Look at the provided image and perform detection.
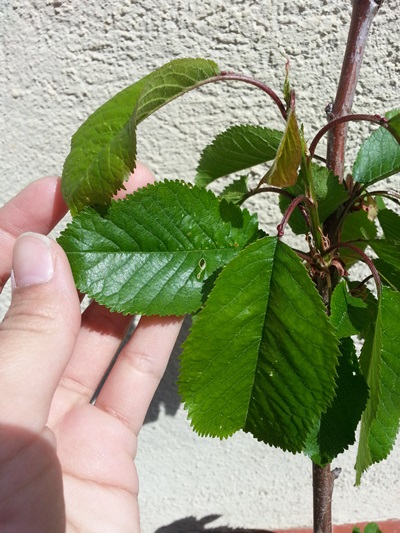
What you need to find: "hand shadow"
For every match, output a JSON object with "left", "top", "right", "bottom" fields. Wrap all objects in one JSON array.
[
  {"left": 155, "top": 514, "right": 273, "bottom": 533},
  {"left": 144, "top": 315, "right": 191, "bottom": 424}
]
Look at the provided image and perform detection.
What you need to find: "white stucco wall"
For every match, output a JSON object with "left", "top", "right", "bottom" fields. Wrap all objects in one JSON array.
[{"left": 1, "top": 1, "right": 399, "bottom": 531}]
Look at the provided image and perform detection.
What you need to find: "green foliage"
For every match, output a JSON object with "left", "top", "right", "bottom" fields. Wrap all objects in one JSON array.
[
  {"left": 58, "top": 181, "right": 258, "bottom": 316},
  {"left": 179, "top": 236, "right": 339, "bottom": 452},
  {"left": 330, "top": 281, "right": 373, "bottom": 339},
  {"left": 304, "top": 338, "right": 369, "bottom": 466},
  {"left": 195, "top": 125, "right": 282, "bottom": 187},
  {"left": 356, "top": 288, "right": 400, "bottom": 483},
  {"left": 378, "top": 208, "right": 400, "bottom": 242},
  {"left": 374, "top": 259, "right": 400, "bottom": 291},
  {"left": 387, "top": 112, "right": 400, "bottom": 143},
  {"left": 220, "top": 176, "right": 250, "bottom": 205},
  {"left": 62, "top": 58, "right": 220, "bottom": 214},
  {"left": 353, "top": 109, "right": 400, "bottom": 185},
  {"left": 340, "top": 210, "right": 377, "bottom": 267},
  {"left": 368, "top": 240, "right": 400, "bottom": 271},
  {"left": 58, "top": 57, "right": 400, "bottom": 486},
  {"left": 353, "top": 524, "right": 383, "bottom": 533},
  {"left": 279, "top": 163, "right": 348, "bottom": 235},
  {"left": 262, "top": 106, "right": 302, "bottom": 187}
]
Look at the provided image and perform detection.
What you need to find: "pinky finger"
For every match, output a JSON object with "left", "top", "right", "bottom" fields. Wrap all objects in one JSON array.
[{"left": 94, "top": 315, "right": 184, "bottom": 435}]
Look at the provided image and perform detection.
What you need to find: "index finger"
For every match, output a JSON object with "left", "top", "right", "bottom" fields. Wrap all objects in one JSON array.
[{"left": 0, "top": 176, "right": 67, "bottom": 291}]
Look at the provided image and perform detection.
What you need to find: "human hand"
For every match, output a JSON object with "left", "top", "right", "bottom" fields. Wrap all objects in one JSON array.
[{"left": 0, "top": 166, "right": 183, "bottom": 533}]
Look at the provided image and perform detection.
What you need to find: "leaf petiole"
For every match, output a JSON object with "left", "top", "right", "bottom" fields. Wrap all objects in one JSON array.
[
  {"left": 214, "top": 71, "right": 287, "bottom": 120},
  {"left": 308, "top": 114, "right": 390, "bottom": 163},
  {"left": 327, "top": 241, "right": 382, "bottom": 296},
  {"left": 277, "top": 195, "right": 313, "bottom": 238}
]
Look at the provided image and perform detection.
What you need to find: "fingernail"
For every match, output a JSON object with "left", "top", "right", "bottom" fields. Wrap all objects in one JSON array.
[{"left": 12, "top": 233, "right": 54, "bottom": 289}]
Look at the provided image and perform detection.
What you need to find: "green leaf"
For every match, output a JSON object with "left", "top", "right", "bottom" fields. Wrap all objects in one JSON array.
[
  {"left": 283, "top": 58, "right": 291, "bottom": 109},
  {"left": 279, "top": 163, "right": 348, "bottom": 235},
  {"left": 304, "top": 338, "right": 369, "bottom": 466},
  {"left": 356, "top": 287, "right": 400, "bottom": 483},
  {"left": 330, "top": 281, "right": 369, "bottom": 339},
  {"left": 353, "top": 109, "right": 400, "bottom": 185},
  {"left": 353, "top": 524, "right": 383, "bottom": 533},
  {"left": 219, "top": 176, "right": 250, "bottom": 205},
  {"left": 263, "top": 107, "right": 302, "bottom": 187},
  {"left": 387, "top": 112, "right": 400, "bottom": 143},
  {"left": 374, "top": 259, "right": 400, "bottom": 291},
  {"left": 367, "top": 240, "right": 400, "bottom": 271},
  {"left": 62, "top": 58, "right": 220, "bottom": 214},
  {"left": 58, "top": 181, "right": 259, "bottom": 316},
  {"left": 195, "top": 125, "right": 282, "bottom": 187},
  {"left": 378, "top": 208, "right": 400, "bottom": 242},
  {"left": 364, "top": 524, "right": 383, "bottom": 533},
  {"left": 179, "top": 236, "right": 339, "bottom": 452},
  {"left": 340, "top": 211, "right": 377, "bottom": 268}
]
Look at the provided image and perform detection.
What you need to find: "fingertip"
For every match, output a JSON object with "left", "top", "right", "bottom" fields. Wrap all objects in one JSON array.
[
  {"left": 113, "top": 162, "right": 155, "bottom": 200},
  {"left": 12, "top": 233, "right": 54, "bottom": 289},
  {"left": 10, "top": 233, "right": 80, "bottom": 325}
]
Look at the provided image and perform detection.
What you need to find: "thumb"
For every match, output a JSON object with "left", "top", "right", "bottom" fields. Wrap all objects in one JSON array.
[{"left": 0, "top": 232, "right": 81, "bottom": 432}]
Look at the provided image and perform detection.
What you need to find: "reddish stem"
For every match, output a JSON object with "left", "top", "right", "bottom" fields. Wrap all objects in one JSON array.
[
  {"left": 309, "top": 113, "right": 387, "bottom": 162},
  {"left": 326, "top": 241, "right": 382, "bottom": 295},
  {"left": 243, "top": 186, "right": 295, "bottom": 203},
  {"left": 212, "top": 72, "right": 288, "bottom": 120},
  {"left": 277, "top": 195, "right": 313, "bottom": 237}
]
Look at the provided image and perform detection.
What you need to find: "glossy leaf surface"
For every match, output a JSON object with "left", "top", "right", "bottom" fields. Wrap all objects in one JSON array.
[
  {"left": 353, "top": 109, "right": 400, "bottom": 185},
  {"left": 356, "top": 287, "right": 400, "bottom": 483},
  {"left": 195, "top": 125, "right": 282, "bottom": 187},
  {"left": 179, "top": 236, "right": 339, "bottom": 452},
  {"left": 58, "top": 181, "right": 259, "bottom": 315},
  {"left": 62, "top": 58, "right": 220, "bottom": 214}
]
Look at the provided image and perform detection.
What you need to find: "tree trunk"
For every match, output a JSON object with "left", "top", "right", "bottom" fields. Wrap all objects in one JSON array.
[{"left": 313, "top": 2, "right": 382, "bottom": 532}]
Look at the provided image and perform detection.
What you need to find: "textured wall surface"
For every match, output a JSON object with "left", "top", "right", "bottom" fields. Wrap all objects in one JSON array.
[{"left": 1, "top": 1, "right": 400, "bottom": 531}]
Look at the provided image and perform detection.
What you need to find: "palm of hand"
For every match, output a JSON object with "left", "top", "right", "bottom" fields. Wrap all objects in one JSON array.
[{"left": 0, "top": 172, "right": 182, "bottom": 532}]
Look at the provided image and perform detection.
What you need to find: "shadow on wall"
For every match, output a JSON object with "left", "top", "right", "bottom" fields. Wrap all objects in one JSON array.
[
  {"left": 144, "top": 315, "right": 191, "bottom": 424},
  {"left": 155, "top": 514, "right": 271, "bottom": 533}
]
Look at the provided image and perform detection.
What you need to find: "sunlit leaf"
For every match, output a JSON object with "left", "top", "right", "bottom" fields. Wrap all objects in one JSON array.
[
  {"left": 263, "top": 107, "right": 302, "bottom": 187},
  {"left": 353, "top": 109, "right": 400, "bottom": 185},
  {"left": 356, "top": 287, "right": 400, "bottom": 483},
  {"left": 179, "top": 236, "right": 339, "bottom": 452},
  {"left": 62, "top": 58, "right": 220, "bottom": 214},
  {"left": 58, "top": 181, "right": 259, "bottom": 315},
  {"left": 195, "top": 125, "right": 282, "bottom": 187}
]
